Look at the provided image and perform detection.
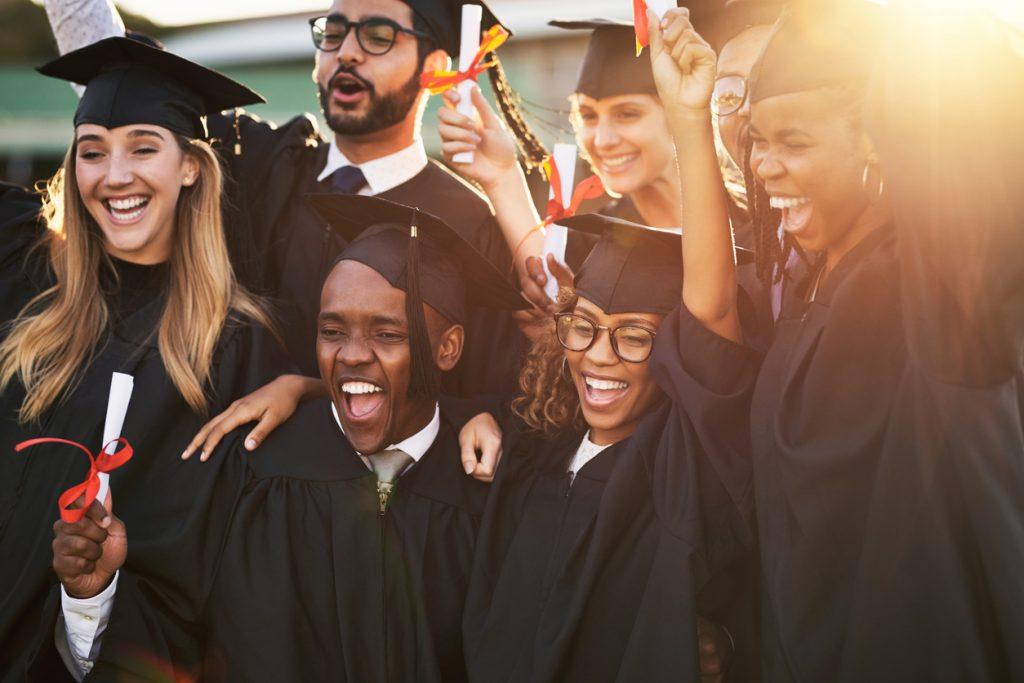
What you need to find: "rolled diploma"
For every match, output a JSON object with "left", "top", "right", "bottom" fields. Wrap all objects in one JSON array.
[
  {"left": 542, "top": 143, "right": 577, "bottom": 301},
  {"left": 646, "top": 0, "right": 674, "bottom": 20},
  {"left": 453, "top": 4, "right": 483, "bottom": 164},
  {"left": 98, "top": 372, "right": 134, "bottom": 507}
]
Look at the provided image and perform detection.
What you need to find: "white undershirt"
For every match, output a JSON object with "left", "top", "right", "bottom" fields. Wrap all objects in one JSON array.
[
  {"left": 567, "top": 431, "right": 613, "bottom": 483},
  {"left": 330, "top": 400, "right": 440, "bottom": 473}
]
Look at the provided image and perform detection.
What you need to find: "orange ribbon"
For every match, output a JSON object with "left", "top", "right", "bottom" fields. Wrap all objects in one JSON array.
[
  {"left": 542, "top": 156, "right": 606, "bottom": 227},
  {"left": 633, "top": 0, "right": 651, "bottom": 55},
  {"left": 420, "top": 25, "right": 510, "bottom": 94},
  {"left": 509, "top": 156, "right": 605, "bottom": 274},
  {"left": 16, "top": 437, "right": 134, "bottom": 523}
]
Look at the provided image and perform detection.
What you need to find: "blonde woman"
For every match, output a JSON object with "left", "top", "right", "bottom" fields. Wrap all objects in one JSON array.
[{"left": 0, "top": 38, "right": 286, "bottom": 674}]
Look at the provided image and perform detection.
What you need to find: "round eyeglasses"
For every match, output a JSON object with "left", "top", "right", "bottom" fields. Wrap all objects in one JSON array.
[
  {"left": 554, "top": 313, "right": 657, "bottom": 363},
  {"left": 712, "top": 74, "right": 748, "bottom": 117},
  {"left": 309, "top": 15, "right": 433, "bottom": 56}
]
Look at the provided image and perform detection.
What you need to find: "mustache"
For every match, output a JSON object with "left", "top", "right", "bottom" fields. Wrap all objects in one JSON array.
[{"left": 327, "top": 64, "right": 374, "bottom": 95}]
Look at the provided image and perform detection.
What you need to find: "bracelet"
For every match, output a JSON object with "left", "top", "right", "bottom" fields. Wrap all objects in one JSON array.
[{"left": 508, "top": 224, "right": 547, "bottom": 275}]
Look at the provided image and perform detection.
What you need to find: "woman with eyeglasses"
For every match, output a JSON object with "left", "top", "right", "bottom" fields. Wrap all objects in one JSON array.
[
  {"left": 0, "top": 38, "right": 286, "bottom": 673},
  {"left": 452, "top": 209, "right": 760, "bottom": 682},
  {"left": 660, "top": 1, "right": 1024, "bottom": 679}
]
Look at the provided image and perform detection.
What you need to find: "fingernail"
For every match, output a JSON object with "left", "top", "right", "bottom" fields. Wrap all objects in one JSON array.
[
  {"left": 181, "top": 451, "right": 189, "bottom": 460},
  {"left": 200, "top": 451, "right": 207, "bottom": 462},
  {"left": 101, "top": 516, "right": 111, "bottom": 528},
  {"left": 245, "top": 439, "right": 257, "bottom": 451},
  {"left": 463, "top": 461, "right": 474, "bottom": 475}
]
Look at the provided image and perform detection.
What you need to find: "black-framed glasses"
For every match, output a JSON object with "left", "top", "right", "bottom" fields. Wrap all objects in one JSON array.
[
  {"left": 712, "top": 74, "right": 748, "bottom": 117},
  {"left": 309, "top": 15, "right": 433, "bottom": 56},
  {"left": 554, "top": 313, "right": 657, "bottom": 363}
]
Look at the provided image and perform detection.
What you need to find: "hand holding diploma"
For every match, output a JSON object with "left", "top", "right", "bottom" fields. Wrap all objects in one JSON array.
[
  {"left": 541, "top": 143, "right": 578, "bottom": 301},
  {"left": 52, "top": 499, "right": 126, "bottom": 599}
]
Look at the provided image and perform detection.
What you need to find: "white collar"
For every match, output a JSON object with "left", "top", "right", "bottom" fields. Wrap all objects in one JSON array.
[
  {"left": 317, "top": 137, "right": 429, "bottom": 195},
  {"left": 331, "top": 401, "right": 440, "bottom": 464}
]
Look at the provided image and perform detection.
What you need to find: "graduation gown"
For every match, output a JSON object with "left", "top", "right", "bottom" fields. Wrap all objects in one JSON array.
[
  {"left": 461, "top": 312, "right": 761, "bottom": 683},
  {"left": 209, "top": 112, "right": 528, "bottom": 397},
  {"left": 78, "top": 398, "right": 488, "bottom": 682},
  {"left": 0, "top": 242, "right": 288, "bottom": 678},
  {"left": 675, "top": 212, "right": 1024, "bottom": 681}
]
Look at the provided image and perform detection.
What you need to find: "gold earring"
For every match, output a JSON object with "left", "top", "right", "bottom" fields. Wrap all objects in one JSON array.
[{"left": 861, "top": 161, "right": 884, "bottom": 202}]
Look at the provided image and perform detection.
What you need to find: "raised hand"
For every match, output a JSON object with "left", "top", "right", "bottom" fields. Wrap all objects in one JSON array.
[
  {"left": 437, "top": 85, "right": 520, "bottom": 192},
  {"left": 52, "top": 500, "right": 126, "bottom": 599},
  {"left": 649, "top": 7, "right": 718, "bottom": 116}
]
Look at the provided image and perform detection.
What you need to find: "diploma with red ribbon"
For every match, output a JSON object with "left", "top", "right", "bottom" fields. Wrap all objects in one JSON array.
[
  {"left": 15, "top": 437, "right": 133, "bottom": 523},
  {"left": 632, "top": 0, "right": 674, "bottom": 55},
  {"left": 541, "top": 153, "right": 605, "bottom": 229},
  {"left": 418, "top": 23, "right": 508, "bottom": 95},
  {"left": 15, "top": 371, "right": 135, "bottom": 523}
]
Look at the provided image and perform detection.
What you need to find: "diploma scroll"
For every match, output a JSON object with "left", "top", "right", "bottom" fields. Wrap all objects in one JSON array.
[
  {"left": 98, "top": 372, "right": 134, "bottom": 507},
  {"left": 454, "top": 4, "right": 483, "bottom": 164},
  {"left": 542, "top": 143, "right": 578, "bottom": 301}
]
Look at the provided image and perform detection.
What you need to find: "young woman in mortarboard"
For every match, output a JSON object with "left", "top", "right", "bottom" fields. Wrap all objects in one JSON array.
[
  {"left": 657, "top": 3, "right": 1024, "bottom": 680},
  {"left": 0, "top": 37, "right": 287, "bottom": 675},
  {"left": 452, "top": 209, "right": 760, "bottom": 682}
]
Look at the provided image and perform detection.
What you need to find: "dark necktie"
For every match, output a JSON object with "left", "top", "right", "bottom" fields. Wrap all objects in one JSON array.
[
  {"left": 330, "top": 165, "right": 368, "bottom": 195},
  {"left": 368, "top": 449, "right": 413, "bottom": 514}
]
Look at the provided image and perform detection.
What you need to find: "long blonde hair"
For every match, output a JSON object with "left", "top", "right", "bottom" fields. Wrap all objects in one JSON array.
[{"left": 0, "top": 137, "right": 272, "bottom": 423}]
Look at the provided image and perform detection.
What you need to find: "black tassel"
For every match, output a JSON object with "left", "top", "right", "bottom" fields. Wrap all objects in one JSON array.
[{"left": 405, "top": 213, "right": 442, "bottom": 401}]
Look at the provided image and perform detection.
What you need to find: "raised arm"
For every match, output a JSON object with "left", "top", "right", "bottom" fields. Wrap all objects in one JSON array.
[
  {"left": 44, "top": 0, "right": 125, "bottom": 55},
  {"left": 650, "top": 8, "right": 741, "bottom": 343},
  {"left": 437, "top": 86, "right": 545, "bottom": 282}
]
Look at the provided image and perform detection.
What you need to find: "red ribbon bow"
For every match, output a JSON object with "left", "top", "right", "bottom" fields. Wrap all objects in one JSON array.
[
  {"left": 542, "top": 156, "right": 606, "bottom": 227},
  {"left": 633, "top": 0, "right": 651, "bottom": 55},
  {"left": 419, "top": 25, "right": 510, "bottom": 94},
  {"left": 15, "top": 437, "right": 133, "bottom": 523}
]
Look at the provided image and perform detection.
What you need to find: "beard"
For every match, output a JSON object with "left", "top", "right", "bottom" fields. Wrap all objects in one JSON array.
[{"left": 319, "top": 65, "right": 422, "bottom": 136}]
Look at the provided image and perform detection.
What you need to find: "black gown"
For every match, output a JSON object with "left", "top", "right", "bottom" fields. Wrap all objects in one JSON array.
[
  {"left": 0, "top": 235, "right": 288, "bottom": 678},
  {"left": 208, "top": 112, "right": 528, "bottom": 398},
  {"left": 461, "top": 309, "right": 761, "bottom": 682},
  {"left": 67, "top": 398, "right": 488, "bottom": 682},
  {"left": 677, "top": 214, "right": 1024, "bottom": 681}
]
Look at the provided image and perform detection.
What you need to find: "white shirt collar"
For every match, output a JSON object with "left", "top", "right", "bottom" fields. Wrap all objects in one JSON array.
[
  {"left": 317, "top": 137, "right": 429, "bottom": 195},
  {"left": 331, "top": 401, "right": 440, "bottom": 465}
]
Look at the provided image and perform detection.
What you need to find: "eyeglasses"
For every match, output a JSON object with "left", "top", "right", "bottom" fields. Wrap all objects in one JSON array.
[
  {"left": 554, "top": 313, "right": 657, "bottom": 363},
  {"left": 309, "top": 15, "right": 433, "bottom": 56},
  {"left": 712, "top": 74, "right": 748, "bottom": 117}
]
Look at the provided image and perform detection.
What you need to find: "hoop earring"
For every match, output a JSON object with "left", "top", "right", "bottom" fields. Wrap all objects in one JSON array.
[
  {"left": 561, "top": 356, "right": 571, "bottom": 380},
  {"left": 861, "top": 161, "right": 885, "bottom": 203}
]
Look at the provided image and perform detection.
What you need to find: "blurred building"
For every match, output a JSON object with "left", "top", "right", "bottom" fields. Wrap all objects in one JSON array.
[{"left": 0, "top": 0, "right": 630, "bottom": 186}]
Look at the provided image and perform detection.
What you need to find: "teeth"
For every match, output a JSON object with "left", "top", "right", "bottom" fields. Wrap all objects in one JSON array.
[
  {"left": 342, "top": 381, "right": 383, "bottom": 395},
  {"left": 600, "top": 154, "right": 637, "bottom": 169},
  {"left": 585, "top": 377, "right": 628, "bottom": 391},
  {"left": 769, "top": 196, "right": 810, "bottom": 210},
  {"left": 108, "top": 196, "right": 147, "bottom": 210}
]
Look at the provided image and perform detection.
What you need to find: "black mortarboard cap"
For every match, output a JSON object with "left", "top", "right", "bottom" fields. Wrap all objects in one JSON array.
[
  {"left": 712, "top": 0, "right": 785, "bottom": 52},
  {"left": 308, "top": 193, "right": 526, "bottom": 399},
  {"left": 552, "top": 3, "right": 724, "bottom": 100},
  {"left": 748, "top": 0, "right": 884, "bottom": 104},
  {"left": 403, "top": 0, "right": 507, "bottom": 56},
  {"left": 563, "top": 213, "right": 753, "bottom": 316},
  {"left": 36, "top": 36, "right": 264, "bottom": 139}
]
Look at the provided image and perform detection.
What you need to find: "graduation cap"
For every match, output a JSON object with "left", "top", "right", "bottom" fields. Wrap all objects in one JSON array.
[
  {"left": 712, "top": 0, "right": 785, "bottom": 52},
  {"left": 562, "top": 213, "right": 753, "bottom": 316},
  {"left": 749, "top": 0, "right": 884, "bottom": 104},
  {"left": 36, "top": 36, "right": 264, "bottom": 139},
  {"left": 404, "top": 0, "right": 507, "bottom": 55},
  {"left": 307, "top": 193, "right": 527, "bottom": 399},
  {"left": 551, "top": 3, "right": 723, "bottom": 100}
]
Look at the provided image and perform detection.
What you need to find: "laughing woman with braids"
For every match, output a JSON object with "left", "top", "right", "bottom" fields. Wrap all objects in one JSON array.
[
  {"left": 0, "top": 40, "right": 287, "bottom": 675},
  {"left": 659, "top": 2, "right": 1024, "bottom": 680}
]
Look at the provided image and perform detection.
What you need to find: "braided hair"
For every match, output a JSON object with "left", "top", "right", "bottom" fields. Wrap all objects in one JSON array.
[
  {"left": 742, "top": 136, "right": 790, "bottom": 287},
  {"left": 487, "top": 56, "right": 549, "bottom": 172}
]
